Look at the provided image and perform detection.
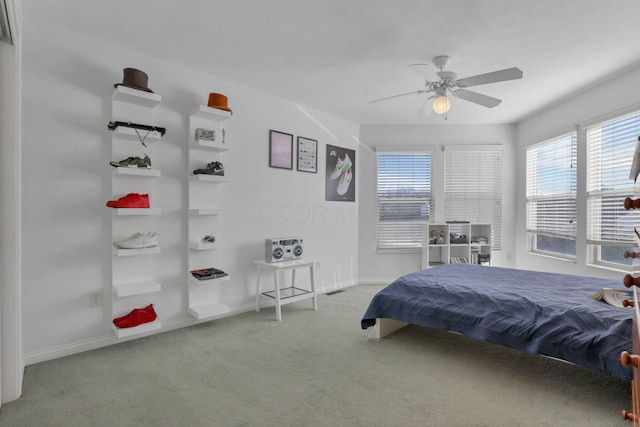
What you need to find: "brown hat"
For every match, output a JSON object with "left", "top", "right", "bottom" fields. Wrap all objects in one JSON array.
[
  {"left": 207, "top": 93, "right": 232, "bottom": 113},
  {"left": 114, "top": 68, "right": 153, "bottom": 93}
]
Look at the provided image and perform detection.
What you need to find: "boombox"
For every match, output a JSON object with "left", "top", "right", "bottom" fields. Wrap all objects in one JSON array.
[{"left": 265, "top": 237, "right": 304, "bottom": 263}]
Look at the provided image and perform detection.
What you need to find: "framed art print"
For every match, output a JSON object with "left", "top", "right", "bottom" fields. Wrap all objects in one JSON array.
[
  {"left": 326, "top": 144, "right": 355, "bottom": 202},
  {"left": 269, "top": 130, "right": 293, "bottom": 169},
  {"left": 297, "top": 136, "right": 317, "bottom": 173}
]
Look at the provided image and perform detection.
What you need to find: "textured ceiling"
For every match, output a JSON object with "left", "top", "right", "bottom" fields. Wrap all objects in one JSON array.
[{"left": 20, "top": 0, "right": 640, "bottom": 124}]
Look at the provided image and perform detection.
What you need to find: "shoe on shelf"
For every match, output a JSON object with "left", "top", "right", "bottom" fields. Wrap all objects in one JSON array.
[
  {"left": 330, "top": 154, "right": 352, "bottom": 180},
  {"left": 113, "top": 304, "right": 157, "bottom": 329},
  {"left": 201, "top": 235, "right": 216, "bottom": 243},
  {"left": 112, "top": 304, "right": 154, "bottom": 324},
  {"left": 193, "top": 161, "right": 224, "bottom": 176},
  {"left": 336, "top": 167, "right": 353, "bottom": 196},
  {"left": 113, "top": 232, "right": 159, "bottom": 249},
  {"left": 109, "top": 155, "right": 151, "bottom": 169},
  {"left": 106, "top": 193, "right": 149, "bottom": 208}
]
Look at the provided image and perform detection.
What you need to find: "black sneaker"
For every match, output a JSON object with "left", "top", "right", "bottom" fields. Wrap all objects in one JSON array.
[
  {"left": 110, "top": 155, "right": 151, "bottom": 169},
  {"left": 194, "top": 161, "right": 224, "bottom": 176}
]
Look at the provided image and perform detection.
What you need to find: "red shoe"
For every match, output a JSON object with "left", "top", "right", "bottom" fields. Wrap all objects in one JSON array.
[
  {"left": 112, "top": 304, "right": 154, "bottom": 326},
  {"left": 113, "top": 304, "right": 157, "bottom": 329},
  {"left": 106, "top": 193, "right": 149, "bottom": 208}
]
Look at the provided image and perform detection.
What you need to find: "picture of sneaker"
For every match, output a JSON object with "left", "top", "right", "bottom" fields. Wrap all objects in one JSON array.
[
  {"left": 193, "top": 161, "right": 224, "bottom": 176},
  {"left": 113, "top": 304, "right": 158, "bottom": 329},
  {"left": 336, "top": 167, "right": 352, "bottom": 196},
  {"left": 106, "top": 193, "right": 150, "bottom": 208},
  {"left": 109, "top": 155, "right": 151, "bottom": 169},
  {"left": 113, "top": 232, "right": 159, "bottom": 249},
  {"left": 330, "top": 154, "right": 351, "bottom": 180}
]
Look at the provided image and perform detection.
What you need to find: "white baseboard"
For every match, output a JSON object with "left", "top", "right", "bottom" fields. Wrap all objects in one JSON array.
[
  {"left": 24, "top": 281, "right": 364, "bottom": 366},
  {"left": 24, "top": 303, "right": 257, "bottom": 366}
]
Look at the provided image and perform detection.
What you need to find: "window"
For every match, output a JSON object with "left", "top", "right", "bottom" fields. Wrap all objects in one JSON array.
[
  {"left": 526, "top": 133, "right": 577, "bottom": 258},
  {"left": 586, "top": 111, "right": 640, "bottom": 268},
  {"left": 444, "top": 146, "right": 503, "bottom": 249},
  {"left": 376, "top": 150, "right": 432, "bottom": 251}
]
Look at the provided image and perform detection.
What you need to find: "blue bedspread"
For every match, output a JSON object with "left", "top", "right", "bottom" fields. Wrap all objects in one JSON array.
[{"left": 361, "top": 264, "right": 633, "bottom": 380}]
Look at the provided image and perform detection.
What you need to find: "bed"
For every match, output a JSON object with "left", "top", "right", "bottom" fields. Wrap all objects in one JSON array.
[{"left": 361, "top": 264, "right": 633, "bottom": 381}]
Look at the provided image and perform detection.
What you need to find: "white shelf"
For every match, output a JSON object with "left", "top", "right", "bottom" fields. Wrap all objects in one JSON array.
[
  {"left": 192, "top": 139, "right": 230, "bottom": 152},
  {"left": 112, "top": 318, "right": 162, "bottom": 338},
  {"left": 112, "top": 280, "right": 162, "bottom": 297},
  {"left": 189, "top": 105, "right": 232, "bottom": 121},
  {"left": 112, "top": 246, "right": 161, "bottom": 256},
  {"left": 112, "top": 208, "right": 161, "bottom": 216},
  {"left": 189, "top": 208, "right": 223, "bottom": 216},
  {"left": 112, "top": 86, "right": 161, "bottom": 107},
  {"left": 189, "top": 241, "right": 221, "bottom": 251},
  {"left": 111, "top": 126, "right": 163, "bottom": 143},
  {"left": 188, "top": 274, "right": 231, "bottom": 286},
  {"left": 188, "top": 302, "right": 231, "bottom": 320},
  {"left": 189, "top": 174, "right": 227, "bottom": 183},
  {"left": 112, "top": 167, "right": 161, "bottom": 177}
]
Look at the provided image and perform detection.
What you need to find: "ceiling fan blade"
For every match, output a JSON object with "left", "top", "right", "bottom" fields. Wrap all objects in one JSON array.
[
  {"left": 369, "top": 90, "right": 429, "bottom": 104},
  {"left": 452, "top": 89, "right": 502, "bottom": 108},
  {"left": 408, "top": 64, "right": 432, "bottom": 80},
  {"left": 457, "top": 67, "right": 523, "bottom": 87},
  {"left": 414, "top": 95, "right": 436, "bottom": 118}
]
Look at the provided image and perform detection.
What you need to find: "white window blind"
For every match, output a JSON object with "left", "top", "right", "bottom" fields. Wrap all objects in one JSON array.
[
  {"left": 586, "top": 111, "right": 640, "bottom": 246},
  {"left": 376, "top": 151, "right": 432, "bottom": 251},
  {"left": 444, "top": 146, "right": 502, "bottom": 249},
  {"left": 526, "top": 132, "right": 577, "bottom": 242}
]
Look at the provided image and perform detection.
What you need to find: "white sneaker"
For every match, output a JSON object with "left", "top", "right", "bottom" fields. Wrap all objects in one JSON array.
[
  {"left": 113, "top": 232, "right": 159, "bottom": 249},
  {"left": 336, "top": 167, "right": 352, "bottom": 195},
  {"left": 330, "top": 154, "right": 352, "bottom": 180}
]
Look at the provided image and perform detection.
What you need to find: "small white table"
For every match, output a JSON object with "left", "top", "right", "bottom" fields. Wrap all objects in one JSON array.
[{"left": 254, "top": 259, "right": 317, "bottom": 321}]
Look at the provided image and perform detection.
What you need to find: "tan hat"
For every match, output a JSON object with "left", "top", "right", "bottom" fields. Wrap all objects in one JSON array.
[
  {"left": 114, "top": 68, "right": 153, "bottom": 93},
  {"left": 208, "top": 93, "right": 232, "bottom": 113}
]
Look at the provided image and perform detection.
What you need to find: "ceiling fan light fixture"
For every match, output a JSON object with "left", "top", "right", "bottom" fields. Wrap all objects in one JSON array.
[{"left": 432, "top": 95, "right": 451, "bottom": 115}]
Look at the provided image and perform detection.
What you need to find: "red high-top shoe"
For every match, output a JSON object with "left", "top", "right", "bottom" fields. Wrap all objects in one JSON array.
[{"left": 106, "top": 193, "right": 150, "bottom": 208}]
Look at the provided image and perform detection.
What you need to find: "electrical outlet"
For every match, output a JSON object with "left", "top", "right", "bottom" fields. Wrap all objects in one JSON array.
[
  {"left": 315, "top": 262, "right": 321, "bottom": 270},
  {"left": 90, "top": 291, "right": 103, "bottom": 307}
]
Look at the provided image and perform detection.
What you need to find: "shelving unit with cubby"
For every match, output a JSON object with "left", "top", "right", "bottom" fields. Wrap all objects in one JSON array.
[
  {"left": 187, "top": 104, "right": 232, "bottom": 320},
  {"left": 421, "top": 223, "right": 492, "bottom": 269},
  {"left": 109, "top": 86, "right": 164, "bottom": 337}
]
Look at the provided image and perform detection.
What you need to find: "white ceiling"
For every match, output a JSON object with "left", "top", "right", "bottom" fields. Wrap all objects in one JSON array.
[{"left": 20, "top": 0, "right": 640, "bottom": 125}]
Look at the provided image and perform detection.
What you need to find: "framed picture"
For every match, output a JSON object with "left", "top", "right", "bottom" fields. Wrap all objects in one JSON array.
[
  {"left": 326, "top": 144, "right": 355, "bottom": 202},
  {"left": 297, "top": 136, "right": 317, "bottom": 173},
  {"left": 269, "top": 130, "right": 293, "bottom": 169}
]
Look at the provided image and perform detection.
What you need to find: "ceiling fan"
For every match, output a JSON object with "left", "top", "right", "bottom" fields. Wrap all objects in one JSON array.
[{"left": 370, "top": 56, "right": 523, "bottom": 115}]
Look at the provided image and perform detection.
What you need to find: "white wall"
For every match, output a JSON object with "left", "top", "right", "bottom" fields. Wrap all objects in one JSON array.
[
  {"left": 515, "top": 64, "right": 640, "bottom": 279},
  {"left": 0, "top": 2, "right": 23, "bottom": 402},
  {"left": 358, "top": 124, "right": 517, "bottom": 283},
  {"left": 20, "top": 22, "right": 359, "bottom": 362}
]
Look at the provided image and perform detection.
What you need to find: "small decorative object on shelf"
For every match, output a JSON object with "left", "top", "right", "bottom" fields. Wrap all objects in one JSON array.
[
  {"left": 190, "top": 267, "right": 229, "bottom": 280},
  {"left": 195, "top": 128, "right": 215, "bottom": 142}
]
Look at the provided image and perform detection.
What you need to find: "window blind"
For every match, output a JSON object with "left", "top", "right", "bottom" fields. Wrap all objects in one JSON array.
[
  {"left": 586, "top": 111, "right": 640, "bottom": 246},
  {"left": 376, "top": 152, "right": 432, "bottom": 250},
  {"left": 525, "top": 132, "right": 577, "bottom": 240},
  {"left": 444, "top": 146, "right": 502, "bottom": 249}
]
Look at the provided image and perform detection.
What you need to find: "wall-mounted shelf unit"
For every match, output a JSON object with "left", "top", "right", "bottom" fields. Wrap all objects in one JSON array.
[
  {"left": 187, "top": 104, "right": 232, "bottom": 320},
  {"left": 109, "top": 86, "right": 164, "bottom": 337}
]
